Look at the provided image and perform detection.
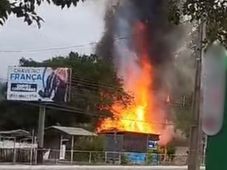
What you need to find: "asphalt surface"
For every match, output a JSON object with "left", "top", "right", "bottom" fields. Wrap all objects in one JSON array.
[{"left": 0, "top": 165, "right": 206, "bottom": 170}]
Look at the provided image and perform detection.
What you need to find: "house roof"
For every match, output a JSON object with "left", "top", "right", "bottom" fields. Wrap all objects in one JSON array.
[
  {"left": 46, "top": 126, "right": 97, "bottom": 137},
  {"left": 0, "top": 129, "right": 30, "bottom": 137},
  {"left": 98, "top": 129, "right": 160, "bottom": 136}
]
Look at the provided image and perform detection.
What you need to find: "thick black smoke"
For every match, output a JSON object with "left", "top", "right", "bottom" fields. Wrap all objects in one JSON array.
[
  {"left": 96, "top": 0, "right": 193, "bottom": 142},
  {"left": 95, "top": 3, "right": 116, "bottom": 63},
  {"left": 96, "top": 0, "right": 183, "bottom": 96},
  {"left": 97, "top": 0, "right": 181, "bottom": 61},
  {"left": 129, "top": 0, "right": 173, "bottom": 65}
]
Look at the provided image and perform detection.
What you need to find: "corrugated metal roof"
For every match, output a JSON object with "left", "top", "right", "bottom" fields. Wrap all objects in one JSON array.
[
  {"left": 0, "top": 129, "right": 30, "bottom": 137},
  {"left": 98, "top": 129, "right": 160, "bottom": 136},
  {"left": 46, "top": 126, "right": 97, "bottom": 136}
]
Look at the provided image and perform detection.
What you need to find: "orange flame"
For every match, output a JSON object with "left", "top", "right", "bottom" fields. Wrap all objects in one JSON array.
[{"left": 97, "top": 22, "right": 165, "bottom": 135}]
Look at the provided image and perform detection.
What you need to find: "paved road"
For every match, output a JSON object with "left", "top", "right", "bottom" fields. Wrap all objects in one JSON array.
[{"left": 0, "top": 165, "right": 205, "bottom": 170}]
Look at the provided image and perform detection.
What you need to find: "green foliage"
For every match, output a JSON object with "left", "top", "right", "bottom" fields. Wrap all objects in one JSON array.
[
  {"left": 0, "top": 52, "right": 131, "bottom": 130},
  {"left": 120, "top": 154, "right": 128, "bottom": 165},
  {"left": 173, "top": 107, "right": 192, "bottom": 138},
  {"left": 146, "top": 149, "right": 156, "bottom": 165},
  {"left": 0, "top": 101, "right": 39, "bottom": 130},
  {"left": 169, "top": 0, "right": 227, "bottom": 47},
  {"left": 171, "top": 94, "right": 193, "bottom": 138},
  {"left": 74, "top": 136, "right": 104, "bottom": 151},
  {"left": 0, "top": 0, "right": 82, "bottom": 27},
  {"left": 73, "top": 136, "right": 104, "bottom": 163},
  {"left": 168, "top": 0, "right": 181, "bottom": 25},
  {"left": 0, "top": 0, "right": 10, "bottom": 25},
  {"left": 166, "top": 144, "right": 176, "bottom": 161},
  {"left": 20, "top": 52, "right": 131, "bottom": 122},
  {"left": 169, "top": 63, "right": 194, "bottom": 137}
]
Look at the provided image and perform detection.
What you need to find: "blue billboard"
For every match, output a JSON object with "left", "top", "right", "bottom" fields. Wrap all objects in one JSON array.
[{"left": 7, "top": 67, "right": 71, "bottom": 102}]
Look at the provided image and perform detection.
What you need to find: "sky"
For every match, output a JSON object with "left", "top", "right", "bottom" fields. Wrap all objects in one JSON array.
[{"left": 0, "top": 0, "right": 107, "bottom": 79}]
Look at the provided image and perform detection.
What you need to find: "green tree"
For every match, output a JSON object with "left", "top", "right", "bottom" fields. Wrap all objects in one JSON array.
[
  {"left": 170, "top": 52, "right": 195, "bottom": 137},
  {"left": 72, "top": 136, "right": 105, "bottom": 163},
  {"left": 173, "top": 105, "right": 192, "bottom": 138},
  {"left": 0, "top": 0, "right": 82, "bottom": 27},
  {"left": 0, "top": 101, "right": 39, "bottom": 130},
  {"left": 166, "top": 144, "right": 176, "bottom": 161},
  {"left": 74, "top": 136, "right": 104, "bottom": 151},
  {"left": 0, "top": 52, "right": 131, "bottom": 130},
  {"left": 169, "top": 0, "right": 227, "bottom": 47}
]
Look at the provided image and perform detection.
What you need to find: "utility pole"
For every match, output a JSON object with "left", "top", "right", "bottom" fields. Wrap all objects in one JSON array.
[
  {"left": 37, "top": 105, "right": 46, "bottom": 164},
  {"left": 188, "top": 21, "right": 206, "bottom": 170}
]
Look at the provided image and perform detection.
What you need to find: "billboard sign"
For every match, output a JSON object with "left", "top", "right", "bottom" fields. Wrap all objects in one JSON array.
[
  {"left": 7, "top": 67, "right": 71, "bottom": 102},
  {"left": 201, "top": 44, "right": 226, "bottom": 136}
]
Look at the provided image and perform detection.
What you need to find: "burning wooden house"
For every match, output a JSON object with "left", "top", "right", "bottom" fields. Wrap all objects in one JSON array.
[
  {"left": 95, "top": 0, "right": 175, "bottom": 164},
  {"left": 99, "top": 129, "right": 159, "bottom": 164},
  {"left": 100, "top": 130, "right": 159, "bottom": 153}
]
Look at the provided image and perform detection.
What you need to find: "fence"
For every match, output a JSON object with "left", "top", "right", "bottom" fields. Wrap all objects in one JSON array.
[
  {"left": 0, "top": 148, "right": 36, "bottom": 164},
  {"left": 0, "top": 148, "right": 205, "bottom": 166}
]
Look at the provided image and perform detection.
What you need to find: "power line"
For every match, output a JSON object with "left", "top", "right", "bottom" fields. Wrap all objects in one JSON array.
[
  {"left": 0, "top": 35, "right": 129, "bottom": 54},
  {"left": 1, "top": 71, "right": 190, "bottom": 126},
  {"left": 1, "top": 76, "right": 191, "bottom": 107},
  {"left": 0, "top": 42, "right": 97, "bottom": 53},
  {"left": 0, "top": 18, "right": 193, "bottom": 54},
  {"left": 71, "top": 79, "right": 123, "bottom": 91},
  {"left": 5, "top": 99, "right": 173, "bottom": 127},
  {"left": 19, "top": 101, "right": 174, "bottom": 126},
  {"left": 71, "top": 75, "right": 121, "bottom": 89},
  {"left": 0, "top": 76, "right": 124, "bottom": 91},
  {"left": 0, "top": 19, "right": 192, "bottom": 54}
]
